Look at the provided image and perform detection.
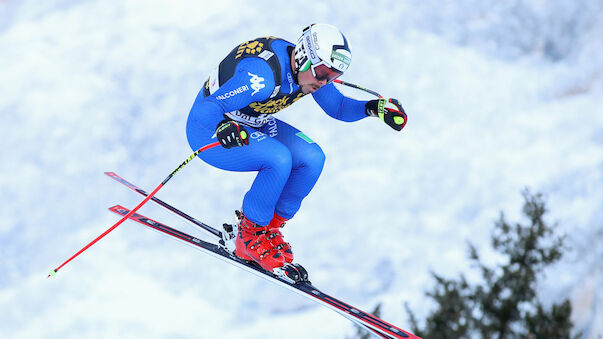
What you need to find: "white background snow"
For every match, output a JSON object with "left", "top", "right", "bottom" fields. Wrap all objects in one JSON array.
[{"left": 1, "top": 0, "right": 602, "bottom": 338}]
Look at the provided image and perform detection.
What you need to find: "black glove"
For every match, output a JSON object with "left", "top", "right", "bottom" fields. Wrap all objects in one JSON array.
[
  {"left": 215, "top": 119, "right": 249, "bottom": 149},
  {"left": 365, "top": 98, "right": 407, "bottom": 131}
]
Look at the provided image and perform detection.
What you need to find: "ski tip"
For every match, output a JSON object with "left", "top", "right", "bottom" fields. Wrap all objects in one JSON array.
[{"left": 47, "top": 269, "right": 57, "bottom": 278}]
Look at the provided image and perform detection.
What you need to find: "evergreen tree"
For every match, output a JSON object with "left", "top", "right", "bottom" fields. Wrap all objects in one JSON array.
[{"left": 401, "top": 190, "right": 577, "bottom": 339}]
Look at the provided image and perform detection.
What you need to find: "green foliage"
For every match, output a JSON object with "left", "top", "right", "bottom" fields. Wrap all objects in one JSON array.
[
  {"left": 525, "top": 300, "right": 574, "bottom": 338},
  {"left": 403, "top": 190, "right": 577, "bottom": 339}
]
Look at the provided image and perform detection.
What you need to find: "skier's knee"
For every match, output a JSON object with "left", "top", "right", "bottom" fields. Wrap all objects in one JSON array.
[
  {"left": 302, "top": 145, "right": 325, "bottom": 175},
  {"left": 267, "top": 147, "right": 293, "bottom": 173}
]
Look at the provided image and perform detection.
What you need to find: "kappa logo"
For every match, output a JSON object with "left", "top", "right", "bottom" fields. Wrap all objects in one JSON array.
[{"left": 248, "top": 72, "right": 265, "bottom": 96}]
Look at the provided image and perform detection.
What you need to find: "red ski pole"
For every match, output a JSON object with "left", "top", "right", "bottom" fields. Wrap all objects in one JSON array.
[{"left": 48, "top": 141, "right": 221, "bottom": 278}]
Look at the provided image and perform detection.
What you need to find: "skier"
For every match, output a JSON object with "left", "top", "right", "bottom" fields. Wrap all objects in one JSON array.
[{"left": 186, "top": 24, "right": 407, "bottom": 273}]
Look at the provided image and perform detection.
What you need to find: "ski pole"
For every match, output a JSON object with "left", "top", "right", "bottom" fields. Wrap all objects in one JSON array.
[
  {"left": 333, "top": 79, "right": 383, "bottom": 98},
  {"left": 48, "top": 141, "right": 221, "bottom": 278}
]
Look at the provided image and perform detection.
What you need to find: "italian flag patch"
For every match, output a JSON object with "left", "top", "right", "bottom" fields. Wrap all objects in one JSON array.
[{"left": 296, "top": 132, "right": 315, "bottom": 144}]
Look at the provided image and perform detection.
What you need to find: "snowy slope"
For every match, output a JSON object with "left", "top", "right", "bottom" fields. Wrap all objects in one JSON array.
[{"left": 1, "top": 1, "right": 601, "bottom": 338}]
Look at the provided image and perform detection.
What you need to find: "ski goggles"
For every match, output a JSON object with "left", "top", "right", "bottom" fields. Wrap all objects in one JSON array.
[
  {"left": 309, "top": 62, "right": 343, "bottom": 83},
  {"left": 299, "top": 57, "right": 343, "bottom": 83}
]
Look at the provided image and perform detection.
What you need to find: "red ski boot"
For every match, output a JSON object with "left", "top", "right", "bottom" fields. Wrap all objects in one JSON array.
[
  {"left": 266, "top": 214, "right": 294, "bottom": 263},
  {"left": 234, "top": 213, "right": 285, "bottom": 271}
]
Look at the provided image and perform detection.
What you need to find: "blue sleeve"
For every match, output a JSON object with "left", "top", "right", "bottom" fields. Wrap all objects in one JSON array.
[
  {"left": 311, "top": 83, "right": 368, "bottom": 122},
  {"left": 188, "top": 57, "right": 275, "bottom": 131}
]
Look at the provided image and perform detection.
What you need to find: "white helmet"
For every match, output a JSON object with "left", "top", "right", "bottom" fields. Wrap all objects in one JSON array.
[{"left": 294, "top": 24, "right": 352, "bottom": 82}]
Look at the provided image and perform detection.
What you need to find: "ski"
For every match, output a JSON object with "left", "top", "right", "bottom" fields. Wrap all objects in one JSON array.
[
  {"left": 108, "top": 205, "right": 419, "bottom": 339},
  {"left": 105, "top": 172, "right": 420, "bottom": 338},
  {"left": 105, "top": 172, "right": 222, "bottom": 239}
]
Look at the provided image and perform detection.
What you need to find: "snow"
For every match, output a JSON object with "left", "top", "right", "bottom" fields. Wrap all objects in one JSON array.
[{"left": 1, "top": 0, "right": 602, "bottom": 338}]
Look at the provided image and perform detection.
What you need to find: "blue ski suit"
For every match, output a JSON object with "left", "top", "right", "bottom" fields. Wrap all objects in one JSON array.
[{"left": 186, "top": 37, "right": 368, "bottom": 225}]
